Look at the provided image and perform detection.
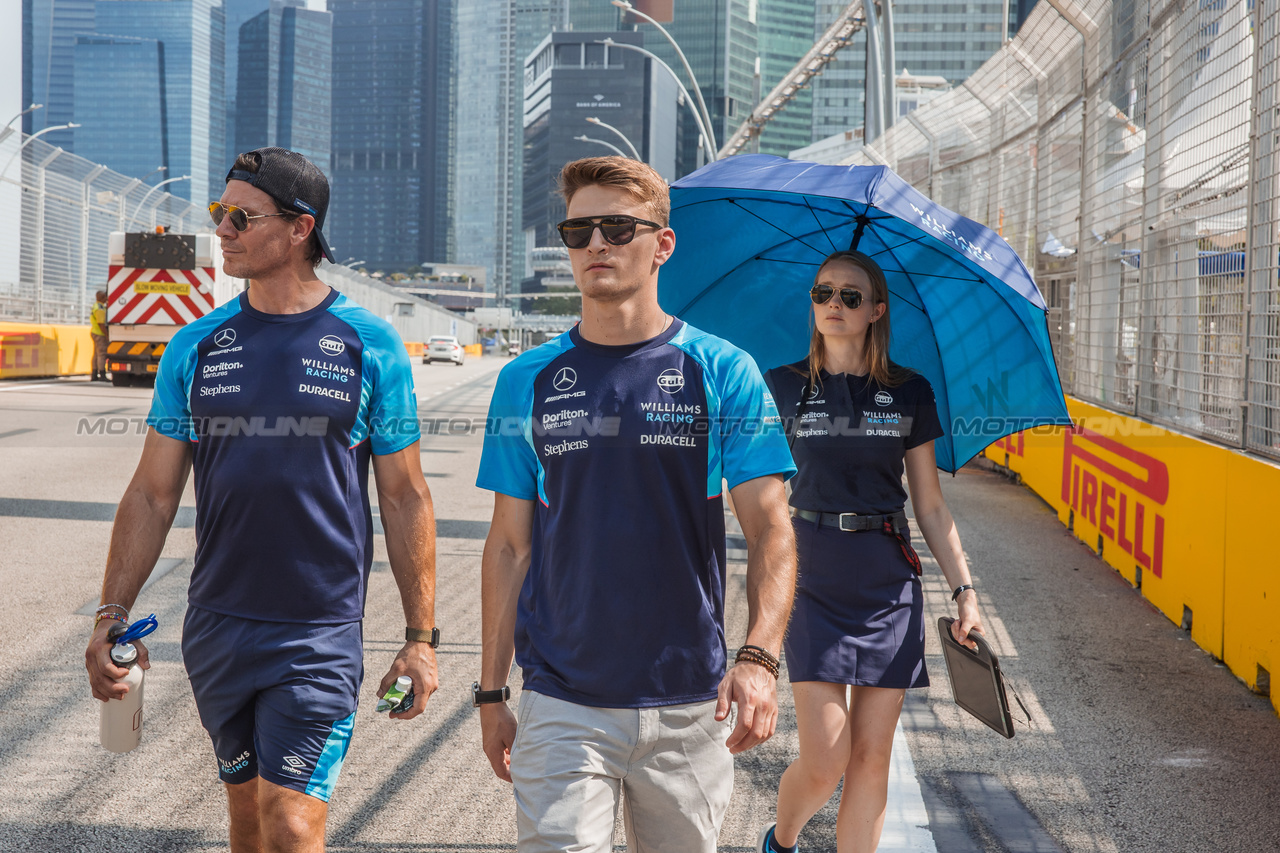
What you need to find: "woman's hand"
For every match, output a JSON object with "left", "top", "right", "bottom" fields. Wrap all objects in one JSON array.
[{"left": 951, "top": 587, "right": 983, "bottom": 650}]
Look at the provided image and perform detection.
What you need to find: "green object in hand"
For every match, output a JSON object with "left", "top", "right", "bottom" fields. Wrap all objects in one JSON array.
[{"left": 376, "top": 676, "right": 415, "bottom": 712}]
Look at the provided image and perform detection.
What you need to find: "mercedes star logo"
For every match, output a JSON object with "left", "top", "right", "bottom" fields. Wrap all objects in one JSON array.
[
  {"left": 213, "top": 328, "right": 236, "bottom": 348},
  {"left": 553, "top": 367, "right": 577, "bottom": 392}
]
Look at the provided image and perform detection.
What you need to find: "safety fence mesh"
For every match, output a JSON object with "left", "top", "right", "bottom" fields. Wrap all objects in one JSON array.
[
  {"left": 0, "top": 135, "right": 211, "bottom": 325},
  {"left": 844, "top": 0, "right": 1280, "bottom": 459}
]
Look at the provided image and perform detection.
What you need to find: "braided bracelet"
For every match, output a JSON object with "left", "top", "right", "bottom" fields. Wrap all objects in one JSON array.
[{"left": 738, "top": 644, "right": 780, "bottom": 669}]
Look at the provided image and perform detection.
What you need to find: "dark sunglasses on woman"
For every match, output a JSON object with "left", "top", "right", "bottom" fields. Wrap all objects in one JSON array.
[
  {"left": 209, "top": 202, "right": 292, "bottom": 232},
  {"left": 556, "top": 214, "right": 663, "bottom": 249},
  {"left": 810, "top": 283, "right": 864, "bottom": 310}
]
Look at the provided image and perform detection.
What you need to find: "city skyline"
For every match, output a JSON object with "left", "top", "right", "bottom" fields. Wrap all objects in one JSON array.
[{"left": 17, "top": 0, "right": 1040, "bottom": 281}]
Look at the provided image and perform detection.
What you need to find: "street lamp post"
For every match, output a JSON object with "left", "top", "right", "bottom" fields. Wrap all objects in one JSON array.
[
  {"left": 574, "top": 134, "right": 628, "bottom": 158},
  {"left": 585, "top": 117, "right": 641, "bottom": 160},
  {"left": 609, "top": 0, "right": 716, "bottom": 153},
  {"left": 0, "top": 123, "right": 81, "bottom": 182},
  {"left": 0, "top": 104, "right": 43, "bottom": 145},
  {"left": 598, "top": 39, "right": 716, "bottom": 162},
  {"left": 129, "top": 174, "right": 191, "bottom": 229}
]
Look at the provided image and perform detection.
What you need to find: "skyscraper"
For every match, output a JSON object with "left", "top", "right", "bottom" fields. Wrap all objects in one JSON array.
[
  {"left": 236, "top": 0, "right": 331, "bottom": 166},
  {"left": 809, "top": 1, "right": 1005, "bottom": 145},
  {"left": 224, "top": 0, "right": 272, "bottom": 166},
  {"left": 73, "top": 0, "right": 226, "bottom": 203},
  {"left": 23, "top": 0, "right": 95, "bottom": 147},
  {"left": 522, "top": 30, "right": 676, "bottom": 255},
  {"left": 329, "top": 0, "right": 454, "bottom": 270},
  {"left": 454, "top": 0, "right": 519, "bottom": 296},
  {"left": 755, "top": 0, "right": 815, "bottom": 156},
  {"left": 621, "top": 0, "right": 758, "bottom": 175}
]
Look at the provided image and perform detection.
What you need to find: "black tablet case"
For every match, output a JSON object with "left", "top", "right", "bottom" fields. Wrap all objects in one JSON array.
[{"left": 937, "top": 616, "right": 1016, "bottom": 738}]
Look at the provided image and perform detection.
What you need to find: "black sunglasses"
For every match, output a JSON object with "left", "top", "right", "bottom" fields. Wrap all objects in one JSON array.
[
  {"left": 556, "top": 215, "right": 663, "bottom": 249},
  {"left": 810, "top": 283, "right": 865, "bottom": 310},
  {"left": 209, "top": 202, "right": 293, "bottom": 232}
]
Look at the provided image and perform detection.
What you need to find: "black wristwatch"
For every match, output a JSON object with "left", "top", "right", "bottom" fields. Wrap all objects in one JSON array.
[
  {"left": 472, "top": 681, "right": 511, "bottom": 706},
  {"left": 405, "top": 627, "right": 440, "bottom": 647}
]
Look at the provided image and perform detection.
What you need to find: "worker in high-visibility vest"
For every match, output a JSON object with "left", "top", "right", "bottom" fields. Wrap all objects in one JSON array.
[{"left": 90, "top": 289, "right": 108, "bottom": 382}]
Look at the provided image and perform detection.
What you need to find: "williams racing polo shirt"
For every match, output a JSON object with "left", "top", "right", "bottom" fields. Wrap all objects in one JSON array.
[
  {"left": 146, "top": 288, "right": 420, "bottom": 624},
  {"left": 476, "top": 319, "right": 796, "bottom": 708}
]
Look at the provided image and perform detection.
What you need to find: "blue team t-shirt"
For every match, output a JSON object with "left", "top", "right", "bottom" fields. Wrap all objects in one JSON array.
[
  {"left": 476, "top": 319, "right": 796, "bottom": 708},
  {"left": 146, "top": 288, "right": 420, "bottom": 624}
]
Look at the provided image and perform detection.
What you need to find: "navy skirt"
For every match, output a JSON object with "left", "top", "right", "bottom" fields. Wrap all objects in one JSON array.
[{"left": 783, "top": 515, "right": 929, "bottom": 688}]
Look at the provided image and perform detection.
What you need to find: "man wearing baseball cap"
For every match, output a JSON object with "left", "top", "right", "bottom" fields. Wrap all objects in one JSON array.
[{"left": 85, "top": 147, "right": 440, "bottom": 850}]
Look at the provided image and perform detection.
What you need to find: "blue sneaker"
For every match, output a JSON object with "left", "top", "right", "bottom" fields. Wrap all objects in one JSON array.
[{"left": 757, "top": 823, "right": 798, "bottom": 853}]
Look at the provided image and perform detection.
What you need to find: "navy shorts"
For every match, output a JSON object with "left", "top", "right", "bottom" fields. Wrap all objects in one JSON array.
[
  {"left": 182, "top": 606, "right": 364, "bottom": 801},
  {"left": 783, "top": 515, "right": 929, "bottom": 688}
]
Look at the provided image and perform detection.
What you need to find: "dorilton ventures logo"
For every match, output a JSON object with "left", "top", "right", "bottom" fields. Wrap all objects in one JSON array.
[
  {"left": 553, "top": 367, "right": 578, "bottom": 392},
  {"left": 318, "top": 335, "right": 345, "bottom": 356},
  {"left": 874, "top": 391, "right": 893, "bottom": 406},
  {"left": 214, "top": 328, "right": 236, "bottom": 348}
]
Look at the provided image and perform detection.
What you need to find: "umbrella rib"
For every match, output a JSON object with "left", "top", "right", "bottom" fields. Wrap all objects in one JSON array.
[
  {"left": 803, "top": 198, "right": 839, "bottom": 253},
  {"left": 729, "top": 200, "right": 830, "bottom": 255}
]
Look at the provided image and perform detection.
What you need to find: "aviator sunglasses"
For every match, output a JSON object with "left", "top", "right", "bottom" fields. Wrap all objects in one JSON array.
[
  {"left": 556, "top": 214, "right": 663, "bottom": 250},
  {"left": 209, "top": 202, "right": 293, "bottom": 232},
  {"left": 810, "top": 283, "right": 865, "bottom": 310}
]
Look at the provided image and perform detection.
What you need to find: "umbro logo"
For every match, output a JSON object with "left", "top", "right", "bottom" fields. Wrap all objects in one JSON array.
[
  {"left": 553, "top": 367, "right": 577, "bottom": 392},
  {"left": 282, "top": 755, "right": 306, "bottom": 775},
  {"left": 213, "top": 328, "right": 236, "bottom": 348}
]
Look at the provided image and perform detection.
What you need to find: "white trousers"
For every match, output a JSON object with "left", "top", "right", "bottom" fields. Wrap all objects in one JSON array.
[{"left": 510, "top": 690, "right": 735, "bottom": 853}]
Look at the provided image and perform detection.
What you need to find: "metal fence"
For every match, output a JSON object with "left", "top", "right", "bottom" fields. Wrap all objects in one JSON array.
[
  {"left": 843, "top": 0, "right": 1280, "bottom": 460},
  {"left": 0, "top": 134, "right": 212, "bottom": 324},
  {"left": 0, "top": 134, "right": 476, "bottom": 346}
]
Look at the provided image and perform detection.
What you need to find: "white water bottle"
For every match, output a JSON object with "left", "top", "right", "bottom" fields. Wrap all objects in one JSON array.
[{"left": 100, "top": 642, "right": 145, "bottom": 753}]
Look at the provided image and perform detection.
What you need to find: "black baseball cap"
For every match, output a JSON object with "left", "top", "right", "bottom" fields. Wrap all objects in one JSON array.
[{"left": 226, "top": 147, "right": 336, "bottom": 263}]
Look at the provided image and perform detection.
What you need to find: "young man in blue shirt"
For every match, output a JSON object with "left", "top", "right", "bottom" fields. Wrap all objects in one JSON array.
[
  {"left": 476, "top": 157, "right": 799, "bottom": 852},
  {"left": 85, "top": 148, "right": 440, "bottom": 852}
]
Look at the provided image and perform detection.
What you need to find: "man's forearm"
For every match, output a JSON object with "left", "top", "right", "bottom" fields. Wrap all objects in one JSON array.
[
  {"left": 381, "top": 490, "right": 437, "bottom": 630},
  {"left": 101, "top": 485, "right": 183, "bottom": 610},
  {"left": 742, "top": 516, "right": 797, "bottom": 654},
  {"left": 480, "top": 541, "right": 527, "bottom": 689}
]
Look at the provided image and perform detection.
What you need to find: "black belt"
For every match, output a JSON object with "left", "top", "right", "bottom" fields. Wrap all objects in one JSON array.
[{"left": 793, "top": 508, "right": 908, "bottom": 532}]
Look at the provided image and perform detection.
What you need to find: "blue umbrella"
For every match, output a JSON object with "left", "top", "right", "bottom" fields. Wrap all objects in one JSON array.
[{"left": 659, "top": 154, "right": 1071, "bottom": 472}]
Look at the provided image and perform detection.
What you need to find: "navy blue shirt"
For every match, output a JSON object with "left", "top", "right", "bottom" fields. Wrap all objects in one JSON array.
[
  {"left": 765, "top": 363, "right": 943, "bottom": 515},
  {"left": 477, "top": 320, "right": 795, "bottom": 708},
  {"left": 147, "top": 289, "right": 420, "bottom": 624}
]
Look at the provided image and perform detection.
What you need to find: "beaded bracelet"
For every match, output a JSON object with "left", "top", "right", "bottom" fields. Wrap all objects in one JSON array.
[
  {"left": 96, "top": 603, "right": 130, "bottom": 618},
  {"left": 734, "top": 646, "right": 781, "bottom": 678},
  {"left": 94, "top": 611, "right": 127, "bottom": 630}
]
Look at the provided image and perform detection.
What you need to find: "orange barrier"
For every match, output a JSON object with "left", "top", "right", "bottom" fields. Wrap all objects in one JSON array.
[
  {"left": 0, "top": 322, "right": 94, "bottom": 378},
  {"left": 464, "top": 344, "right": 482, "bottom": 357},
  {"left": 985, "top": 398, "right": 1280, "bottom": 714},
  {"left": 404, "top": 341, "right": 424, "bottom": 358}
]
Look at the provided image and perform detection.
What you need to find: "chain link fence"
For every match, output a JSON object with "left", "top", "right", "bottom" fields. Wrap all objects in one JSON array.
[
  {"left": 0, "top": 134, "right": 212, "bottom": 325},
  {"left": 843, "top": 0, "right": 1280, "bottom": 461}
]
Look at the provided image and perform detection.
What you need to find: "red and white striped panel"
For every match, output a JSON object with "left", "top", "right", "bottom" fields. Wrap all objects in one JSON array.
[{"left": 107, "top": 266, "right": 217, "bottom": 325}]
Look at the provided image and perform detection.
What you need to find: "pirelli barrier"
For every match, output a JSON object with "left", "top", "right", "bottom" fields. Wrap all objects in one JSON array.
[
  {"left": 984, "top": 398, "right": 1280, "bottom": 714},
  {"left": 0, "top": 322, "right": 94, "bottom": 379}
]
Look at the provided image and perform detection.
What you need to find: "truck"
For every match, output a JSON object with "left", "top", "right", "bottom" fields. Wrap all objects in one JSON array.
[{"left": 104, "top": 228, "right": 242, "bottom": 386}]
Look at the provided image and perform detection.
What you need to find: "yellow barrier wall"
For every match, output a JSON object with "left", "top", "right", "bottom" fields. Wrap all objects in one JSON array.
[
  {"left": 404, "top": 341, "right": 424, "bottom": 358},
  {"left": 985, "top": 398, "right": 1280, "bottom": 713},
  {"left": 0, "top": 322, "right": 94, "bottom": 378},
  {"left": 464, "top": 344, "right": 482, "bottom": 357}
]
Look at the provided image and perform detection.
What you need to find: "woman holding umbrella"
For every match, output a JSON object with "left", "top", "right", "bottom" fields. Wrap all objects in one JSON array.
[{"left": 758, "top": 250, "right": 984, "bottom": 853}]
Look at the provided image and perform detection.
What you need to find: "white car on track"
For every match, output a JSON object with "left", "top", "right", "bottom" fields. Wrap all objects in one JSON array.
[{"left": 425, "top": 335, "right": 465, "bottom": 366}]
